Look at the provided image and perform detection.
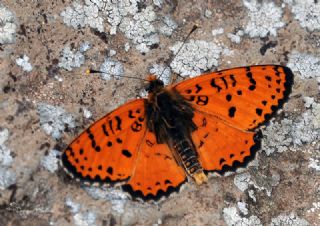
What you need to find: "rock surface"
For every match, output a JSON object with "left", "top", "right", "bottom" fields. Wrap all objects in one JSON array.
[{"left": 0, "top": 0, "right": 319, "bottom": 225}]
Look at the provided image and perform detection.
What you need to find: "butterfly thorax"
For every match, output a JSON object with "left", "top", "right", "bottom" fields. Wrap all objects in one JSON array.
[{"left": 145, "top": 77, "right": 208, "bottom": 184}]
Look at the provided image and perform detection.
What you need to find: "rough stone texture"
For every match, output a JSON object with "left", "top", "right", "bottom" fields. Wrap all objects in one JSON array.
[{"left": 0, "top": 0, "right": 319, "bottom": 226}]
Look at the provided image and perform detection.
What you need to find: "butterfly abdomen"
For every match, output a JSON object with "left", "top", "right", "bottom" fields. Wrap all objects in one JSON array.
[{"left": 174, "top": 140, "right": 199, "bottom": 173}]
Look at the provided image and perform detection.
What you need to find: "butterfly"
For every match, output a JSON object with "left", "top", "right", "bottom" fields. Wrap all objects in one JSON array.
[{"left": 61, "top": 65, "right": 293, "bottom": 201}]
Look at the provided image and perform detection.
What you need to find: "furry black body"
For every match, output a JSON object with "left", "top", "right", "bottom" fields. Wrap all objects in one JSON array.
[{"left": 145, "top": 78, "right": 204, "bottom": 177}]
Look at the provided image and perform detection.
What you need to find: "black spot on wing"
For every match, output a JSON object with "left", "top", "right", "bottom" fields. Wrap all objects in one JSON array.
[
  {"left": 265, "top": 75, "right": 272, "bottom": 81},
  {"left": 115, "top": 116, "right": 122, "bottom": 131},
  {"left": 107, "top": 167, "right": 113, "bottom": 175},
  {"left": 246, "top": 72, "right": 256, "bottom": 91},
  {"left": 256, "top": 108, "right": 263, "bottom": 116},
  {"left": 128, "top": 110, "right": 135, "bottom": 118},
  {"left": 219, "top": 158, "right": 226, "bottom": 165},
  {"left": 210, "top": 78, "right": 222, "bottom": 92},
  {"left": 95, "top": 146, "right": 101, "bottom": 152},
  {"left": 122, "top": 149, "right": 132, "bottom": 158},
  {"left": 109, "top": 120, "right": 114, "bottom": 134},
  {"left": 221, "top": 77, "right": 228, "bottom": 89},
  {"left": 228, "top": 107, "right": 236, "bottom": 118},
  {"left": 195, "top": 84, "right": 202, "bottom": 94},
  {"left": 229, "top": 74, "right": 236, "bottom": 87},
  {"left": 102, "top": 124, "right": 109, "bottom": 137},
  {"left": 164, "top": 180, "right": 172, "bottom": 185},
  {"left": 226, "top": 94, "right": 232, "bottom": 102}
]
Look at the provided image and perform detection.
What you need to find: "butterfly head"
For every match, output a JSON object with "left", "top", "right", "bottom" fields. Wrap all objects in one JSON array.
[{"left": 145, "top": 75, "right": 164, "bottom": 93}]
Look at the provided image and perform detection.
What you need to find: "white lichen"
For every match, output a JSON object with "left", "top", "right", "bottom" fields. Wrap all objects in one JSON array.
[
  {"left": 153, "top": 0, "right": 163, "bottom": 8},
  {"left": 270, "top": 213, "right": 310, "bottom": 226},
  {"left": 79, "top": 41, "right": 91, "bottom": 53},
  {"left": 60, "top": 1, "right": 104, "bottom": 32},
  {"left": 248, "top": 189, "right": 256, "bottom": 202},
  {"left": 0, "top": 128, "right": 16, "bottom": 190},
  {"left": 284, "top": 0, "right": 320, "bottom": 32},
  {"left": 58, "top": 45, "right": 85, "bottom": 71},
  {"left": 223, "top": 206, "right": 262, "bottom": 226},
  {"left": 124, "top": 42, "right": 130, "bottom": 52},
  {"left": 84, "top": 187, "right": 128, "bottom": 214},
  {"left": 73, "top": 211, "right": 97, "bottom": 226},
  {"left": 65, "top": 197, "right": 97, "bottom": 226},
  {"left": 65, "top": 197, "right": 81, "bottom": 214},
  {"left": 0, "top": 3, "right": 17, "bottom": 44},
  {"left": 308, "top": 158, "right": 320, "bottom": 171},
  {"left": 159, "top": 15, "right": 177, "bottom": 37},
  {"left": 104, "top": 0, "right": 140, "bottom": 35},
  {"left": 227, "top": 32, "right": 242, "bottom": 44},
  {"left": 204, "top": 9, "right": 213, "bottom": 18},
  {"left": 234, "top": 172, "right": 251, "bottom": 192},
  {"left": 263, "top": 118, "right": 294, "bottom": 155},
  {"left": 149, "top": 63, "right": 172, "bottom": 85},
  {"left": 303, "top": 96, "right": 315, "bottom": 108},
  {"left": 15, "top": 55, "right": 33, "bottom": 72},
  {"left": 237, "top": 201, "right": 249, "bottom": 215},
  {"left": 37, "top": 103, "right": 76, "bottom": 139},
  {"left": 99, "top": 58, "right": 124, "bottom": 80},
  {"left": 41, "top": 149, "right": 60, "bottom": 173},
  {"left": 83, "top": 108, "right": 92, "bottom": 119},
  {"left": 170, "top": 39, "right": 222, "bottom": 77},
  {"left": 108, "top": 49, "right": 117, "bottom": 57},
  {"left": 0, "top": 128, "right": 13, "bottom": 167},
  {"left": 263, "top": 99, "right": 320, "bottom": 155},
  {"left": 119, "top": 6, "right": 159, "bottom": 53},
  {"left": 287, "top": 51, "right": 320, "bottom": 80},
  {"left": 243, "top": 0, "right": 285, "bottom": 38},
  {"left": 61, "top": 1, "right": 169, "bottom": 52},
  {"left": 212, "top": 28, "right": 224, "bottom": 36},
  {"left": 307, "top": 202, "right": 320, "bottom": 213},
  {"left": 234, "top": 171, "right": 280, "bottom": 197},
  {"left": 0, "top": 167, "right": 16, "bottom": 190}
]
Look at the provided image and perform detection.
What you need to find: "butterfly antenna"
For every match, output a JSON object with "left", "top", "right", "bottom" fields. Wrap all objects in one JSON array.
[
  {"left": 158, "top": 24, "right": 199, "bottom": 80},
  {"left": 86, "top": 69, "right": 148, "bottom": 82}
]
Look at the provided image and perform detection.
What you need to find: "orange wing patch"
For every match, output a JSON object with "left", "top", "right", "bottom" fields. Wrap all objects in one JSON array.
[
  {"left": 191, "top": 111, "right": 261, "bottom": 172},
  {"left": 62, "top": 99, "right": 146, "bottom": 185},
  {"left": 174, "top": 65, "right": 294, "bottom": 130},
  {"left": 123, "top": 131, "right": 187, "bottom": 200}
]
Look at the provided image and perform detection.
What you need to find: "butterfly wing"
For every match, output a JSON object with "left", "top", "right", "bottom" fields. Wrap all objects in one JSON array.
[
  {"left": 190, "top": 111, "right": 261, "bottom": 172},
  {"left": 62, "top": 99, "right": 147, "bottom": 185},
  {"left": 122, "top": 131, "right": 187, "bottom": 200},
  {"left": 174, "top": 65, "right": 294, "bottom": 130}
]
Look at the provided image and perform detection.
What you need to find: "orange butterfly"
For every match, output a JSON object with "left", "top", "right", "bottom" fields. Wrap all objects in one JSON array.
[{"left": 62, "top": 65, "right": 293, "bottom": 200}]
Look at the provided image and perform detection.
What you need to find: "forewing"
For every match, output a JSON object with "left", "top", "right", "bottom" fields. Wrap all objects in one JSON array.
[
  {"left": 62, "top": 99, "right": 146, "bottom": 185},
  {"left": 174, "top": 65, "right": 293, "bottom": 130},
  {"left": 191, "top": 111, "right": 261, "bottom": 172},
  {"left": 122, "top": 131, "right": 187, "bottom": 200}
]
